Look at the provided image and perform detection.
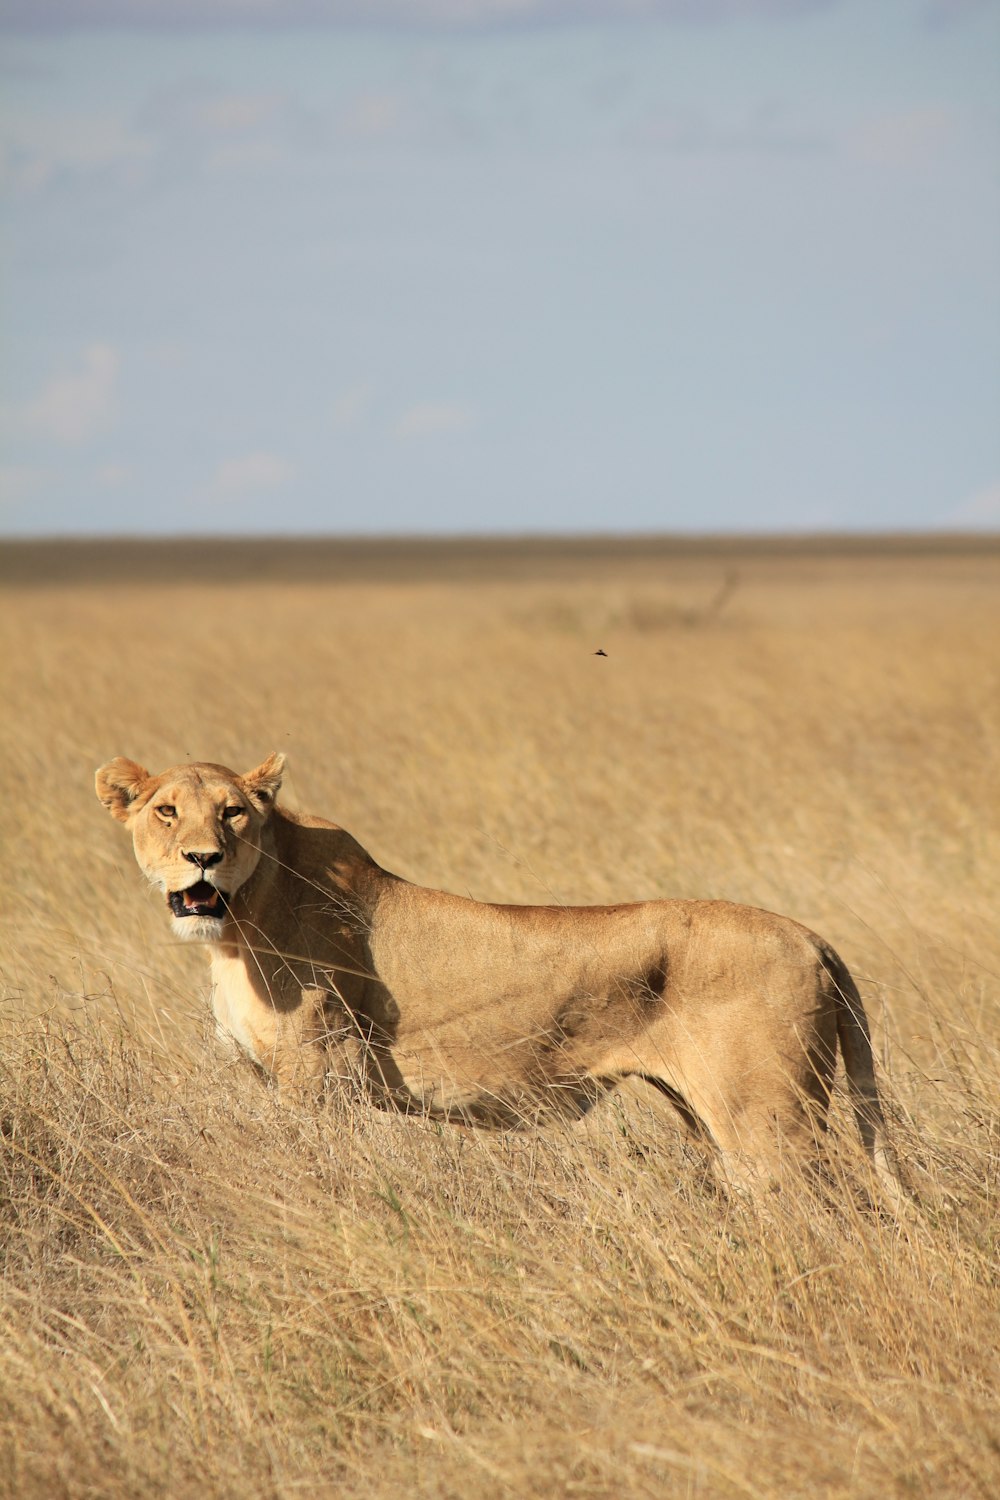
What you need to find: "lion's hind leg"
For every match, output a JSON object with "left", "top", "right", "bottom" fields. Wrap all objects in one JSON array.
[
  {"left": 642, "top": 1064, "right": 835, "bottom": 1202},
  {"left": 638, "top": 1075, "right": 714, "bottom": 1143},
  {"left": 709, "top": 1105, "right": 828, "bottom": 1200}
]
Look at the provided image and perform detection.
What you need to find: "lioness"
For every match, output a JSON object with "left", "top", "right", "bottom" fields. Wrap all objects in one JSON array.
[{"left": 96, "top": 752, "right": 899, "bottom": 1195}]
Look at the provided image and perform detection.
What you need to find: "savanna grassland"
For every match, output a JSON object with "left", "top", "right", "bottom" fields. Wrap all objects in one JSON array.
[{"left": 1, "top": 536, "right": 998, "bottom": 1500}]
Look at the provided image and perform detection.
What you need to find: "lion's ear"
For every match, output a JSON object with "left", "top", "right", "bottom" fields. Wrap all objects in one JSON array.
[
  {"left": 96, "top": 758, "right": 152, "bottom": 823},
  {"left": 240, "top": 752, "right": 285, "bottom": 812}
]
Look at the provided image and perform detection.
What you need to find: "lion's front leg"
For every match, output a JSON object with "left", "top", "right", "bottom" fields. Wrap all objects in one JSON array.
[
  {"left": 314, "top": 987, "right": 372, "bottom": 1101},
  {"left": 265, "top": 985, "right": 357, "bottom": 1098}
]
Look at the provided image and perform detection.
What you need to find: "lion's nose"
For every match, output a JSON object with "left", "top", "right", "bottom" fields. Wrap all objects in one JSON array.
[{"left": 183, "top": 850, "right": 223, "bottom": 870}]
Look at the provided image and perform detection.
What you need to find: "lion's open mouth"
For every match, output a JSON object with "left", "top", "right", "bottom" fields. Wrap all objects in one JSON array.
[{"left": 168, "top": 881, "right": 229, "bottom": 919}]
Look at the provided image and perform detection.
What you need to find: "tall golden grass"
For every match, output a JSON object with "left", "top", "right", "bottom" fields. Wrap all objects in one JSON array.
[{"left": 1, "top": 539, "right": 998, "bottom": 1499}]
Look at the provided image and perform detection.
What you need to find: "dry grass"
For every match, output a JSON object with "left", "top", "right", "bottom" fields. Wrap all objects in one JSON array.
[{"left": 1, "top": 538, "right": 998, "bottom": 1499}]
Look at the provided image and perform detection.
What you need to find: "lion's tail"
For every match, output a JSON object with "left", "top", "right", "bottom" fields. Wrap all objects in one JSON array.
[{"left": 824, "top": 945, "right": 907, "bottom": 1209}]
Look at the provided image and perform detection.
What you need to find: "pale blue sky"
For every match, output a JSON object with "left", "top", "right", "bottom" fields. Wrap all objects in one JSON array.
[{"left": 1, "top": 0, "right": 998, "bottom": 535}]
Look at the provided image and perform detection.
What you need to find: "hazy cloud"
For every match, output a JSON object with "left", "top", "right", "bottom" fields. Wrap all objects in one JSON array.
[
  {"left": 131, "top": 83, "right": 323, "bottom": 176},
  {"left": 0, "top": 1, "right": 841, "bottom": 32},
  {"left": 851, "top": 106, "right": 957, "bottom": 167},
  {"left": 948, "top": 482, "right": 1000, "bottom": 526},
  {"left": 0, "top": 114, "right": 152, "bottom": 191},
  {"left": 200, "top": 451, "right": 296, "bottom": 504},
  {"left": 339, "top": 92, "right": 407, "bottom": 141},
  {"left": 0, "top": 464, "right": 47, "bottom": 510},
  {"left": 395, "top": 402, "right": 476, "bottom": 438},
  {"left": 629, "top": 99, "right": 827, "bottom": 155},
  {"left": 923, "top": 0, "right": 996, "bottom": 25},
  {"left": 332, "top": 380, "right": 376, "bottom": 432},
  {"left": 95, "top": 462, "right": 133, "bottom": 488},
  {"left": 189, "top": 93, "right": 283, "bottom": 134},
  {"left": 139, "top": 86, "right": 288, "bottom": 139},
  {"left": 4, "top": 344, "right": 120, "bottom": 443}
]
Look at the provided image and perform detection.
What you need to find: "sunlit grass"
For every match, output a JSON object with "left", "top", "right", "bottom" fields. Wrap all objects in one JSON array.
[{"left": 1, "top": 540, "right": 998, "bottom": 1498}]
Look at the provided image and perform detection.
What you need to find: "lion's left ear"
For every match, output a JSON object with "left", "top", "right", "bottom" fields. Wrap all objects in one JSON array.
[
  {"left": 96, "top": 758, "right": 152, "bottom": 823},
  {"left": 240, "top": 752, "right": 285, "bottom": 812}
]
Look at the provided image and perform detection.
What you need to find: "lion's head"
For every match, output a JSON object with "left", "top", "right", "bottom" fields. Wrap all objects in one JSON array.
[{"left": 95, "top": 753, "right": 285, "bottom": 942}]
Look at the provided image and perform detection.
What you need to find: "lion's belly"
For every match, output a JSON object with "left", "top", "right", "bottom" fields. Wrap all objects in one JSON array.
[
  {"left": 390, "top": 1036, "right": 598, "bottom": 1117},
  {"left": 391, "top": 1026, "right": 546, "bottom": 1100},
  {"left": 385, "top": 981, "right": 653, "bottom": 1109}
]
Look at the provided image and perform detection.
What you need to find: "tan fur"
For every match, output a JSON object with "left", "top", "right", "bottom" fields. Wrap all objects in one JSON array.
[{"left": 96, "top": 753, "right": 901, "bottom": 1197}]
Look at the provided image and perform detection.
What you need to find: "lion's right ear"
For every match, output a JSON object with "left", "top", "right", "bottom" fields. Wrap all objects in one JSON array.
[
  {"left": 240, "top": 752, "right": 285, "bottom": 812},
  {"left": 95, "top": 758, "right": 152, "bottom": 823}
]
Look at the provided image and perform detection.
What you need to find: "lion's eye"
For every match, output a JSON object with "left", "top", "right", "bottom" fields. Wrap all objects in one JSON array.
[
  {"left": 156, "top": 804, "right": 176, "bottom": 819},
  {"left": 222, "top": 805, "right": 244, "bottom": 821}
]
